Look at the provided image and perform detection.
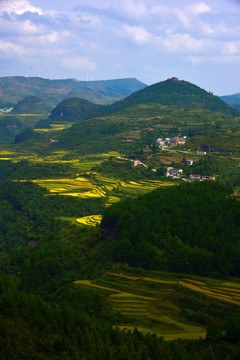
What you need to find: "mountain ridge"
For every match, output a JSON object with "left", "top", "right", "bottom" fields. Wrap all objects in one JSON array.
[
  {"left": 108, "top": 77, "right": 239, "bottom": 117},
  {"left": 0, "top": 76, "right": 147, "bottom": 108}
]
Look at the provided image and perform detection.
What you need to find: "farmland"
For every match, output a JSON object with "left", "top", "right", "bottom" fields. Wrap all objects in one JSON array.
[
  {"left": 0, "top": 147, "right": 175, "bottom": 225},
  {"left": 32, "top": 174, "right": 173, "bottom": 225},
  {"left": 74, "top": 269, "right": 240, "bottom": 340}
]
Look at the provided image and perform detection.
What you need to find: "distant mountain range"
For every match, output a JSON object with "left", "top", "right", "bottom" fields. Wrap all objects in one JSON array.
[
  {"left": 30, "top": 77, "right": 240, "bottom": 155},
  {"left": 0, "top": 76, "right": 147, "bottom": 108},
  {"left": 44, "top": 77, "right": 239, "bottom": 125},
  {"left": 1, "top": 77, "right": 239, "bottom": 146},
  {"left": 220, "top": 93, "right": 240, "bottom": 112}
]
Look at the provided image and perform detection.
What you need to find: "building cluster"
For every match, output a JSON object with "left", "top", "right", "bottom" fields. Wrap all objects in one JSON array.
[
  {"left": 129, "top": 157, "right": 215, "bottom": 182},
  {"left": 166, "top": 167, "right": 183, "bottom": 177},
  {"left": 166, "top": 167, "right": 215, "bottom": 181},
  {"left": 156, "top": 136, "right": 186, "bottom": 149},
  {"left": 0, "top": 107, "right": 13, "bottom": 113},
  {"left": 189, "top": 175, "right": 215, "bottom": 181}
]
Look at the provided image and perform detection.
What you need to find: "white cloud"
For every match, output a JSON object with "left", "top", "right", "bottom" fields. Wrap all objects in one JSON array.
[
  {"left": 39, "top": 32, "right": 61, "bottom": 44},
  {"left": 62, "top": 56, "right": 97, "bottom": 70},
  {"left": 0, "top": 0, "right": 42, "bottom": 15},
  {"left": 188, "top": 2, "right": 212, "bottom": 15},
  {"left": 156, "top": 33, "right": 208, "bottom": 53},
  {"left": 21, "top": 20, "right": 45, "bottom": 34},
  {"left": 70, "top": 13, "right": 102, "bottom": 30},
  {"left": 74, "top": 0, "right": 112, "bottom": 10},
  {"left": 151, "top": 5, "right": 171, "bottom": 16},
  {"left": 0, "top": 39, "right": 31, "bottom": 57},
  {"left": 0, "top": 17, "right": 45, "bottom": 36},
  {"left": 119, "top": 25, "right": 152, "bottom": 45},
  {"left": 221, "top": 41, "right": 240, "bottom": 55},
  {"left": 188, "top": 56, "right": 206, "bottom": 64},
  {"left": 110, "top": 0, "right": 149, "bottom": 20}
]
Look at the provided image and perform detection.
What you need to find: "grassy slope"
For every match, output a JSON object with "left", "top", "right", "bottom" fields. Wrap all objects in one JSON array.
[
  {"left": 108, "top": 78, "right": 239, "bottom": 117},
  {"left": 51, "top": 103, "right": 240, "bottom": 156},
  {"left": 74, "top": 268, "right": 240, "bottom": 340}
]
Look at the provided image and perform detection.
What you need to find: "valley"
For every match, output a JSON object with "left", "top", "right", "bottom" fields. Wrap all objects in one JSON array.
[{"left": 0, "top": 77, "right": 240, "bottom": 359}]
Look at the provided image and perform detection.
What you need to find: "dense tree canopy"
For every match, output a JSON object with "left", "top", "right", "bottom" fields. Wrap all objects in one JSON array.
[{"left": 101, "top": 182, "right": 240, "bottom": 276}]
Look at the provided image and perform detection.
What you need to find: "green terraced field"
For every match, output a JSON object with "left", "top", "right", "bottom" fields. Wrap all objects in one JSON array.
[{"left": 74, "top": 270, "right": 240, "bottom": 340}]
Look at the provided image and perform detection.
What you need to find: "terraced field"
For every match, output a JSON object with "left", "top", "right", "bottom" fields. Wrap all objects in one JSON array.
[
  {"left": 31, "top": 174, "right": 173, "bottom": 225},
  {"left": 34, "top": 123, "right": 73, "bottom": 132},
  {"left": 32, "top": 175, "right": 170, "bottom": 200},
  {"left": 74, "top": 271, "right": 240, "bottom": 340},
  {"left": 76, "top": 214, "right": 102, "bottom": 226}
]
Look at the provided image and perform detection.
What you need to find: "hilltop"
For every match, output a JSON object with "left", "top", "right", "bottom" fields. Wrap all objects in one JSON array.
[
  {"left": 11, "top": 96, "right": 51, "bottom": 115},
  {"left": 35, "top": 97, "right": 106, "bottom": 128},
  {"left": 0, "top": 76, "right": 146, "bottom": 108},
  {"left": 108, "top": 77, "right": 239, "bottom": 117},
  {"left": 35, "top": 77, "right": 239, "bottom": 130}
]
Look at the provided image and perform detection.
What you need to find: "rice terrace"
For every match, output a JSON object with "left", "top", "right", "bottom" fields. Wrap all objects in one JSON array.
[
  {"left": 74, "top": 270, "right": 240, "bottom": 340},
  {"left": 0, "top": 147, "right": 175, "bottom": 226},
  {"left": 31, "top": 175, "right": 172, "bottom": 225}
]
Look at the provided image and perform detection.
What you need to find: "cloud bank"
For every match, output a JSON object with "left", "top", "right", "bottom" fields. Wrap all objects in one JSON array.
[{"left": 0, "top": 0, "right": 240, "bottom": 94}]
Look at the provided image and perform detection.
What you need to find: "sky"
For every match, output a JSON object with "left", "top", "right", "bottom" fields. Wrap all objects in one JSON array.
[{"left": 0, "top": 0, "right": 240, "bottom": 95}]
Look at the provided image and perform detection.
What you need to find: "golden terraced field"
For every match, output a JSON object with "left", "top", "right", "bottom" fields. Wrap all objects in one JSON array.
[{"left": 74, "top": 272, "right": 240, "bottom": 340}]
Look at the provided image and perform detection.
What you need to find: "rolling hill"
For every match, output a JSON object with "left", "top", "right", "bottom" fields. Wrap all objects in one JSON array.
[
  {"left": 108, "top": 77, "right": 239, "bottom": 117},
  {"left": 35, "top": 77, "right": 239, "bottom": 129},
  {"left": 4, "top": 77, "right": 240, "bottom": 154},
  {"left": 0, "top": 76, "right": 147, "bottom": 108},
  {"left": 47, "top": 102, "right": 240, "bottom": 155},
  {"left": 11, "top": 96, "right": 51, "bottom": 115},
  {"left": 42, "top": 98, "right": 105, "bottom": 125}
]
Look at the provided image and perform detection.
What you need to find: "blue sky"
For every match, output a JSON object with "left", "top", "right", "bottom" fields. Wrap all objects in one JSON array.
[{"left": 0, "top": 0, "right": 240, "bottom": 95}]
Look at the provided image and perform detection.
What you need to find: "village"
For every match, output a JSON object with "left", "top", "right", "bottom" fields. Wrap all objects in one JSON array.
[
  {"left": 129, "top": 135, "right": 216, "bottom": 182},
  {"left": 156, "top": 136, "right": 187, "bottom": 149}
]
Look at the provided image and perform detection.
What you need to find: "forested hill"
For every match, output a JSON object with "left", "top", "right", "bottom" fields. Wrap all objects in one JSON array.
[
  {"left": 101, "top": 181, "right": 240, "bottom": 277},
  {"left": 0, "top": 76, "right": 146, "bottom": 108},
  {"left": 108, "top": 78, "right": 239, "bottom": 117},
  {"left": 11, "top": 96, "right": 51, "bottom": 114},
  {"left": 49, "top": 97, "right": 105, "bottom": 122}
]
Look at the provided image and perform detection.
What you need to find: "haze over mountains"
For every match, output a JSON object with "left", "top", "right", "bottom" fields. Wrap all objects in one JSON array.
[
  {"left": 220, "top": 93, "right": 240, "bottom": 112},
  {"left": 38, "top": 77, "right": 239, "bottom": 126},
  {"left": 0, "top": 76, "right": 239, "bottom": 149},
  {"left": 21, "top": 77, "right": 237, "bottom": 157},
  {"left": 0, "top": 76, "right": 147, "bottom": 108}
]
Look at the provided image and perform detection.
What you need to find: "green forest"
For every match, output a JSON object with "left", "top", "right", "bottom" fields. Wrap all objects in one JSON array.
[
  {"left": 1, "top": 77, "right": 240, "bottom": 359},
  {"left": 0, "top": 170, "right": 240, "bottom": 358},
  {"left": 102, "top": 182, "right": 240, "bottom": 276}
]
